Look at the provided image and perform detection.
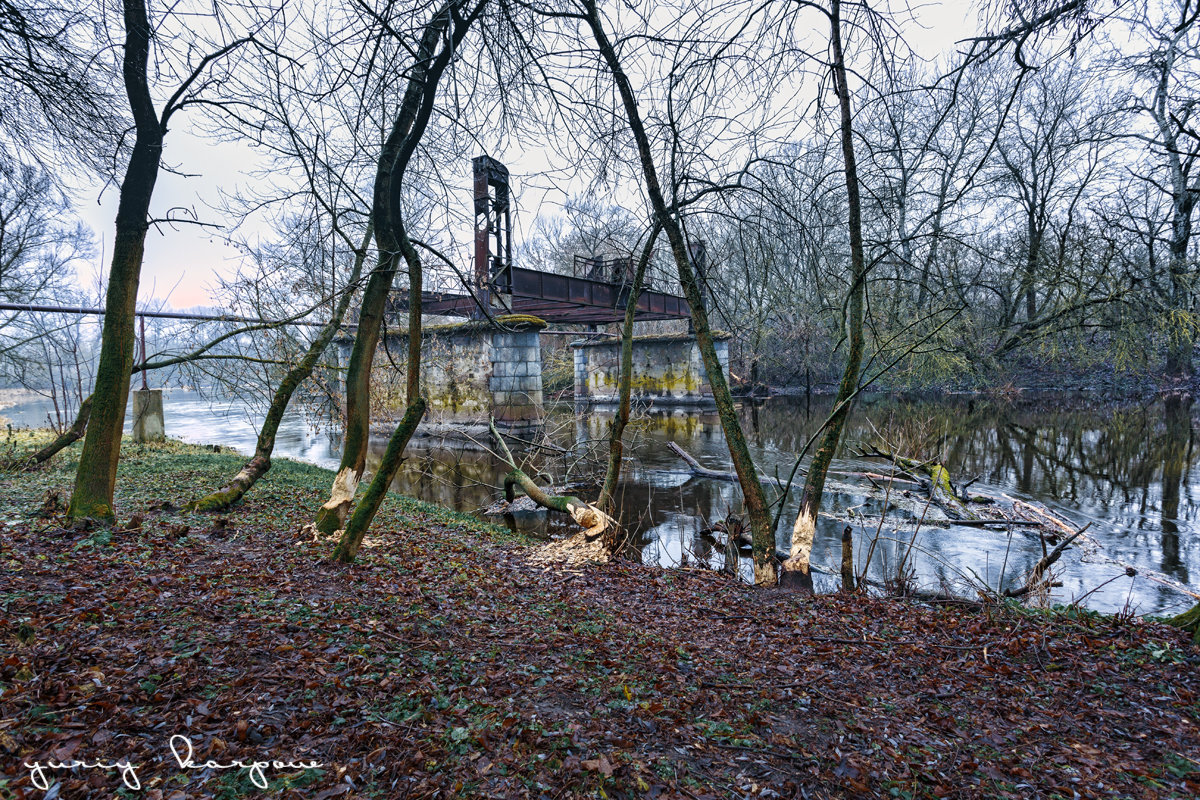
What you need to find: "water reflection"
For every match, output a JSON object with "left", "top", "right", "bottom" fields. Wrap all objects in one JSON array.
[{"left": 3, "top": 389, "right": 1197, "bottom": 615}]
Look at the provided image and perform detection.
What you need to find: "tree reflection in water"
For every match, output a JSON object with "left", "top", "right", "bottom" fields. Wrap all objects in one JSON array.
[{"left": 354, "top": 394, "right": 1200, "bottom": 615}]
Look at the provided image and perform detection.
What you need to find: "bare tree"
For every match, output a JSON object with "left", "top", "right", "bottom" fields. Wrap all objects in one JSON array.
[
  {"left": 1114, "top": 0, "right": 1200, "bottom": 380},
  {"left": 69, "top": 0, "right": 280, "bottom": 522},
  {"left": 331, "top": 0, "right": 490, "bottom": 562},
  {"left": 0, "top": 0, "right": 119, "bottom": 168}
]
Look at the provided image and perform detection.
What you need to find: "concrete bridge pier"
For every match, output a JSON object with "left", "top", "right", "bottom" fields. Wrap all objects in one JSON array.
[
  {"left": 365, "top": 313, "right": 547, "bottom": 437},
  {"left": 572, "top": 332, "right": 731, "bottom": 406},
  {"left": 131, "top": 389, "right": 165, "bottom": 442}
]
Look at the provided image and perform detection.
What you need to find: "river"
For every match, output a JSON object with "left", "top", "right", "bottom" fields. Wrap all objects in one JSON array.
[{"left": 2, "top": 388, "right": 1195, "bottom": 617}]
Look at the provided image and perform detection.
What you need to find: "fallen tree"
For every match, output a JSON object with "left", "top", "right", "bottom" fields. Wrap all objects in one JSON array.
[
  {"left": 857, "top": 445, "right": 978, "bottom": 520},
  {"left": 491, "top": 417, "right": 617, "bottom": 559}
]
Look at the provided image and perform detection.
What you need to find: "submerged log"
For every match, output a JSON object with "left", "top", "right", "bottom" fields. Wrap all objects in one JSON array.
[
  {"left": 858, "top": 446, "right": 977, "bottom": 520},
  {"left": 1004, "top": 525, "right": 1088, "bottom": 599}
]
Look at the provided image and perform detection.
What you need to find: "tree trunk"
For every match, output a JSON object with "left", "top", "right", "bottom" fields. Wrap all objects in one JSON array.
[
  {"left": 332, "top": 397, "right": 426, "bottom": 562},
  {"left": 583, "top": 0, "right": 777, "bottom": 585},
  {"left": 329, "top": 2, "right": 483, "bottom": 561},
  {"left": 1166, "top": 199, "right": 1196, "bottom": 381},
  {"left": 315, "top": 2, "right": 466, "bottom": 534},
  {"left": 68, "top": 0, "right": 161, "bottom": 522},
  {"left": 189, "top": 222, "right": 373, "bottom": 512},
  {"left": 597, "top": 223, "right": 658, "bottom": 520},
  {"left": 781, "top": 0, "right": 866, "bottom": 592}
]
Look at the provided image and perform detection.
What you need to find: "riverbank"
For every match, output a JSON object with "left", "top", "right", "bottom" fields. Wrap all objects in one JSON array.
[{"left": 2, "top": 437, "right": 1198, "bottom": 798}]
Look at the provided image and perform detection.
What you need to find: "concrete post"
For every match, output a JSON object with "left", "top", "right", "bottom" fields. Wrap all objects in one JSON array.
[{"left": 131, "top": 389, "right": 165, "bottom": 442}]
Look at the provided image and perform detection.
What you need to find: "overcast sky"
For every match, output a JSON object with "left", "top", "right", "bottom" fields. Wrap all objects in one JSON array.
[{"left": 72, "top": 0, "right": 976, "bottom": 311}]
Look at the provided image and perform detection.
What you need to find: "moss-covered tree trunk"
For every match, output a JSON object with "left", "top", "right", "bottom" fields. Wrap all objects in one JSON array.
[
  {"left": 583, "top": 1, "right": 777, "bottom": 585},
  {"left": 315, "top": 1, "right": 467, "bottom": 535},
  {"left": 597, "top": 223, "right": 658, "bottom": 522},
  {"left": 330, "top": 1, "right": 484, "bottom": 561},
  {"left": 68, "top": 0, "right": 162, "bottom": 522},
  {"left": 189, "top": 223, "right": 373, "bottom": 512},
  {"left": 780, "top": 0, "right": 867, "bottom": 592},
  {"left": 332, "top": 397, "right": 426, "bottom": 562}
]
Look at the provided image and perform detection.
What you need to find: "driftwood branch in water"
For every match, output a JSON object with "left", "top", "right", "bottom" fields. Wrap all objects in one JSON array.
[
  {"left": 667, "top": 441, "right": 790, "bottom": 487},
  {"left": 1004, "top": 524, "right": 1089, "bottom": 598},
  {"left": 490, "top": 418, "right": 617, "bottom": 546},
  {"left": 668, "top": 441, "right": 738, "bottom": 480}
]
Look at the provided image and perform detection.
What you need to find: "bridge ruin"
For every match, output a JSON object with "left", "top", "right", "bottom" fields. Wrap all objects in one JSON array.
[{"left": 361, "top": 156, "right": 728, "bottom": 434}]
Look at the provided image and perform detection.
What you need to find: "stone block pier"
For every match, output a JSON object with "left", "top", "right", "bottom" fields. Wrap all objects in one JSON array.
[
  {"left": 362, "top": 314, "right": 547, "bottom": 434},
  {"left": 572, "top": 332, "right": 731, "bottom": 406}
]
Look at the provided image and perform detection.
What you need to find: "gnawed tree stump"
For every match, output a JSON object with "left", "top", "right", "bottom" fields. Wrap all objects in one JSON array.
[{"left": 490, "top": 418, "right": 618, "bottom": 560}]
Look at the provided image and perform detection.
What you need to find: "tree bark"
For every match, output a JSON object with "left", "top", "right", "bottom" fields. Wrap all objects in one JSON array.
[
  {"left": 582, "top": 0, "right": 777, "bottom": 585},
  {"left": 332, "top": 397, "right": 426, "bottom": 562},
  {"left": 329, "top": 1, "right": 485, "bottom": 561},
  {"left": 68, "top": 0, "right": 161, "bottom": 522},
  {"left": 781, "top": 0, "right": 867, "bottom": 592},
  {"left": 597, "top": 223, "right": 658, "bottom": 518},
  {"left": 315, "top": 1, "right": 471, "bottom": 534},
  {"left": 1165, "top": 197, "right": 1197, "bottom": 381},
  {"left": 188, "top": 222, "right": 374, "bottom": 512}
]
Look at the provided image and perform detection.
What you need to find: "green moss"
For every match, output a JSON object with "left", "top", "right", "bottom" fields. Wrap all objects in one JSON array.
[
  {"left": 387, "top": 313, "right": 548, "bottom": 340},
  {"left": 572, "top": 330, "right": 731, "bottom": 347}
]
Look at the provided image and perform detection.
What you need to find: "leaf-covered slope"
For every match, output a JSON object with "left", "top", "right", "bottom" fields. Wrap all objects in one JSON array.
[{"left": 1, "top": 440, "right": 1197, "bottom": 798}]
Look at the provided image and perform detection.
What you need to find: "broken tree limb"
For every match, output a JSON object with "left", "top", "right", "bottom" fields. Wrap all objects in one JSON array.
[
  {"left": 490, "top": 418, "right": 617, "bottom": 548},
  {"left": 667, "top": 441, "right": 789, "bottom": 487},
  {"left": 1012, "top": 500, "right": 1077, "bottom": 540},
  {"left": 1004, "top": 524, "right": 1089, "bottom": 598},
  {"left": 1002, "top": 491, "right": 1200, "bottom": 603},
  {"left": 858, "top": 446, "right": 977, "bottom": 521}
]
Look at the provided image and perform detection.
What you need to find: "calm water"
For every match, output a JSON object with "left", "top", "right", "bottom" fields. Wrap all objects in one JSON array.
[{"left": 3, "top": 389, "right": 1196, "bottom": 616}]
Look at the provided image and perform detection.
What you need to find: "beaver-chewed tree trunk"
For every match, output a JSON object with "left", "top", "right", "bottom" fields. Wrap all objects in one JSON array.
[
  {"left": 781, "top": 0, "right": 866, "bottom": 593},
  {"left": 582, "top": 1, "right": 776, "bottom": 584},
  {"left": 597, "top": 223, "right": 658, "bottom": 521},
  {"left": 330, "top": 1, "right": 485, "bottom": 564},
  {"left": 314, "top": 0, "right": 470, "bottom": 536},
  {"left": 188, "top": 223, "right": 374, "bottom": 513}
]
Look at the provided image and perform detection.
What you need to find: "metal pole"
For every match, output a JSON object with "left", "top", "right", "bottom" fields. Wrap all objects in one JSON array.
[{"left": 139, "top": 314, "right": 148, "bottom": 390}]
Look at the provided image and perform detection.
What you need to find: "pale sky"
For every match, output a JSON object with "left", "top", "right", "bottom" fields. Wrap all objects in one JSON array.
[{"left": 72, "top": 0, "right": 976, "bottom": 311}]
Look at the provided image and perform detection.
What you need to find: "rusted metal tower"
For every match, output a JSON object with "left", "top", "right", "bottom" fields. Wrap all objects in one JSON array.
[{"left": 473, "top": 155, "right": 512, "bottom": 310}]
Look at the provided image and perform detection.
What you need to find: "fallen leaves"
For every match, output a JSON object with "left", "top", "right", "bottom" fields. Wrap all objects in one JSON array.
[{"left": 0, "top": 440, "right": 1197, "bottom": 799}]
